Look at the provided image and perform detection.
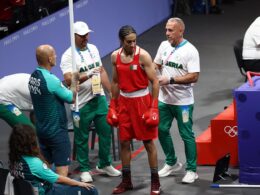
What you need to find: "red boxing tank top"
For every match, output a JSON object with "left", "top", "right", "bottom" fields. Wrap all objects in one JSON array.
[{"left": 116, "top": 47, "right": 149, "bottom": 93}]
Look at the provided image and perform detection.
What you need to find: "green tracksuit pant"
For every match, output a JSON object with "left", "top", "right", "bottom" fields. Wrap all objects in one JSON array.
[
  {"left": 0, "top": 104, "right": 33, "bottom": 127},
  {"left": 158, "top": 101, "right": 197, "bottom": 172},
  {"left": 74, "top": 96, "right": 112, "bottom": 172}
]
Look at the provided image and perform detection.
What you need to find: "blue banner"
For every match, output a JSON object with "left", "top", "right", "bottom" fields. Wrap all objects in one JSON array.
[{"left": 0, "top": 0, "right": 171, "bottom": 79}]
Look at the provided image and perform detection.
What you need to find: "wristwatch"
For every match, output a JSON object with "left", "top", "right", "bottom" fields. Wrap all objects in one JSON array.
[{"left": 169, "top": 77, "right": 175, "bottom": 84}]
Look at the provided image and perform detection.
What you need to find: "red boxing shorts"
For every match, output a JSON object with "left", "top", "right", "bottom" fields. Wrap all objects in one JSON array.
[{"left": 118, "top": 93, "right": 158, "bottom": 141}]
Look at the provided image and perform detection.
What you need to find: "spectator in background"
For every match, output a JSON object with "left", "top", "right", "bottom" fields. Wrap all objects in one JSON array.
[
  {"left": 209, "top": 0, "right": 223, "bottom": 14},
  {"left": 108, "top": 25, "right": 160, "bottom": 194},
  {"left": 0, "top": 73, "right": 34, "bottom": 127},
  {"left": 29, "top": 44, "right": 78, "bottom": 177},
  {"left": 242, "top": 16, "right": 260, "bottom": 72},
  {"left": 9, "top": 124, "right": 98, "bottom": 195},
  {"left": 60, "top": 21, "right": 121, "bottom": 183},
  {"left": 191, "top": 0, "right": 222, "bottom": 14},
  {"left": 154, "top": 18, "right": 200, "bottom": 184},
  {"left": 174, "top": 0, "right": 192, "bottom": 16}
]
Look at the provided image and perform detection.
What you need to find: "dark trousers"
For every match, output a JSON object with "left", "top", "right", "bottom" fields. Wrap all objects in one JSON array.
[{"left": 243, "top": 59, "right": 260, "bottom": 72}]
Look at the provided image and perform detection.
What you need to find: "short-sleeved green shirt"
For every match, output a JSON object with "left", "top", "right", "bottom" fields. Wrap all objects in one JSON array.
[
  {"left": 11, "top": 156, "right": 58, "bottom": 195},
  {"left": 29, "top": 67, "right": 73, "bottom": 138}
]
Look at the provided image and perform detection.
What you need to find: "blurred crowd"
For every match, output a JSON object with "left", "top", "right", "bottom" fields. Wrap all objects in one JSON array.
[
  {"left": 173, "top": 0, "right": 244, "bottom": 16},
  {"left": 0, "top": 0, "right": 79, "bottom": 39}
]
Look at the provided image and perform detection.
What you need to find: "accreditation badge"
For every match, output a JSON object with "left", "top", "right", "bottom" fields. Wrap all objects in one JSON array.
[{"left": 91, "top": 74, "right": 102, "bottom": 96}]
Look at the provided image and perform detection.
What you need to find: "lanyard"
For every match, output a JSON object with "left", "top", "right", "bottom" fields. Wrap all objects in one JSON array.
[
  {"left": 76, "top": 44, "right": 96, "bottom": 65},
  {"left": 163, "top": 39, "right": 188, "bottom": 66}
]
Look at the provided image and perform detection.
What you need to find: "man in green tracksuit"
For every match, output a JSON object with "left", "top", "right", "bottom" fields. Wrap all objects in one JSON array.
[
  {"left": 154, "top": 18, "right": 200, "bottom": 184},
  {"left": 60, "top": 21, "right": 121, "bottom": 182}
]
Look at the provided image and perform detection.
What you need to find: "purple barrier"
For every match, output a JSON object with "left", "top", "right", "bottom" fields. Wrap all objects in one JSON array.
[
  {"left": 0, "top": 0, "right": 171, "bottom": 79},
  {"left": 234, "top": 76, "right": 260, "bottom": 184}
]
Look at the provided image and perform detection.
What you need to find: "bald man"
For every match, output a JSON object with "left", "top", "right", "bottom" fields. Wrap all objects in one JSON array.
[{"left": 29, "top": 44, "right": 78, "bottom": 176}]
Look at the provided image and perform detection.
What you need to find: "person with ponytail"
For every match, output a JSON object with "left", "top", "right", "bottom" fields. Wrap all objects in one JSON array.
[{"left": 107, "top": 25, "right": 160, "bottom": 195}]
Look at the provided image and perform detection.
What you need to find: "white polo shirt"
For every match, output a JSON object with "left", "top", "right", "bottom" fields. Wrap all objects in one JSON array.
[
  {"left": 243, "top": 17, "right": 260, "bottom": 60},
  {"left": 0, "top": 73, "right": 33, "bottom": 110},
  {"left": 60, "top": 43, "right": 105, "bottom": 109},
  {"left": 154, "top": 40, "right": 200, "bottom": 105}
]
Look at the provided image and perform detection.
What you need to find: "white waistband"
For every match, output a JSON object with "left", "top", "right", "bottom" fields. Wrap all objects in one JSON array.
[{"left": 120, "top": 88, "right": 149, "bottom": 98}]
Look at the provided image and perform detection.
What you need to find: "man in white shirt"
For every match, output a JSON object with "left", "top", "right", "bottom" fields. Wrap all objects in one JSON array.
[
  {"left": 154, "top": 17, "right": 200, "bottom": 184},
  {"left": 60, "top": 21, "right": 121, "bottom": 183},
  {"left": 242, "top": 16, "right": 260, "bottom": 72},
  {"left": 0, "top": 73, "right": 34, "bottom": 127}
]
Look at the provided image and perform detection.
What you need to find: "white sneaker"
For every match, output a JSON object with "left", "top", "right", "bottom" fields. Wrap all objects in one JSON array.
[
  {"left": 158, "top": 162, "right": 183, "bottom": 177},
  {"left": 80, "top": 171, "right": 93, "bottom": 183},
  {"left": 96, "top": 165, "right": 121, "bottom": 177},
  {"left": 182, "top": 171, "right": 198, "bottom": 184}
]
